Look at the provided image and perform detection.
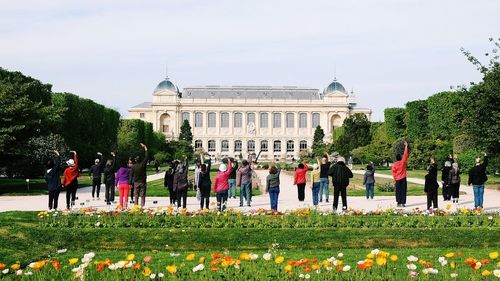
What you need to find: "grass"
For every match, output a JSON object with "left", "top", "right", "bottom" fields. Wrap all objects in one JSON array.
[{"left": 0, "top": 177, "right": 93, "bottom": 196}]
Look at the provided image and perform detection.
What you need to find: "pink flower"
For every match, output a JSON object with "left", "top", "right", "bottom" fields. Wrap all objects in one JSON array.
[{"left": 143, "top": 256, "right": 152, "bottom": 263}]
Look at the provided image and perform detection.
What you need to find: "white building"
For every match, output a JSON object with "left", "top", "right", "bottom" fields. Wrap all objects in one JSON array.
[{"left": 128, "top": 75, "right": 371, "bottom": 160}]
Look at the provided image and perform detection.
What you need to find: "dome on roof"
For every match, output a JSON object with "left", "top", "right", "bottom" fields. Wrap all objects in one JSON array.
[
  {"left": 323, "top": 78, "right": 347, "bottom": 95},
  {"left": 154, "top": 77, "right": 179, "bottom": 94}
]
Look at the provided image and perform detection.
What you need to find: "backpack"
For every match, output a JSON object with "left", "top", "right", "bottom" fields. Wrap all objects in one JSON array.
[{"left": 450, "top": 169, "right": 460, "bottom": 184}]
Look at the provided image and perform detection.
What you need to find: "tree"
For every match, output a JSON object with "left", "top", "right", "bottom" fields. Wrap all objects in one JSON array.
[
  {"left": 405, "top": 99, "right": 429, "bottom": 140},
  {"left": 178, "top": 120, "right": 193, "bottom": 143},
  {"left": 351, "top": 123, "right": 392, "bottom": 166},
  {"left": 426, "top": 91, "right": 465, "bottom": 139},
  {"left": 336, "top": 113, "right": 372, "bottom": 156},
  {"left": 311, "top": 125, "right": 325, "bottom": 156},
  {"left": 384, "top": 108, "right": 406, "bottom": 140}
]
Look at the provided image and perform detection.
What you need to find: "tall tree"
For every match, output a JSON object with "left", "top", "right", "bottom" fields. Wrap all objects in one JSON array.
[
  {"left": 336, "top": 113, "right": 372, "bottom": 156},
  {"left": 178, "top": 120, "right": 193, "bottom": 143},
  {"left": 312, "top": 125, "right": 325, "bottom": 156},
  {"left": 384, "top": 108, "right": 406, "bottom": 140}
]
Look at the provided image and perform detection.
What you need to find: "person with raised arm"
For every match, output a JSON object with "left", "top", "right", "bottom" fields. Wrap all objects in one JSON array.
[
  {"left": 213, "top": 158, "right": 232, "bottom": 211},
  {"left": 237, "top": 154, "right": 253, "bottom": 207},
  {"left": 61, "top": 150, "right": 79, "bottom": 210},
  {"left": 89, "top": 152, "right": 105, "bottom": 200},
  {"left": 130, "top": 143, "right": 149, "bottom": 208},
  {"left": 310, "top": 158, "right": 321, "bottom": 208},
  {"left": 392, "top": 141, "right": 409, "bottom": 207},
  {"left": 468, "top": 152, "right": 489, "bottom": 209},
  {"left": 197, "top": 154, "right": 212, "bottom": 210},
  {"left": 45, "top": 150, "right": 61, "bottom": 210},
  {"left": 293, "top": 160, "right": 308, "bottom": 203},
  {"left": 319, "top": 151, "right": 331, "bottom": 203},
  {"left": 174, "top": 156, "right": 189, "bottom": 210},
  {"left": 103, "top": 152, "right": 117, "bottom": 205},
  {"left": 424, "top": 158, "right": 439, "bottom": 209},
  {"left": 164, "top": 160, "right": 178, "bottom": 206},
  {"left": 328, "top": 156, "right": 353, "bottom": 211},
  {"left": 115, "top": 157, "right": 131, "bottom": 210},
  {"left": 266, "top": 161, "right": 281, "bottom": 212}
]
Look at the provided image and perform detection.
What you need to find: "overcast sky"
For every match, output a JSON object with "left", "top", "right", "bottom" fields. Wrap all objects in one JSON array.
[{"left": 1, "top": 0, "right": 498, "bottom": 120}]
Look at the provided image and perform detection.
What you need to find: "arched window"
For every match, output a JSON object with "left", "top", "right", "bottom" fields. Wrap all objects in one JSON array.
[
  {"left": 195, "top": 112, "right": 203, "bottom": 127},
  {"left": 195, "top": 140, "right": 203, "bottom": 149},
  {"left": 234, "top": 112, "right": 242, "bottom": 128},
  {"left": 247, "top": 112, "right": 256, "bottom": 125},
  {"left": 331, "top": 114, "right": 342, "bottom": 131},
  {"left": 221, "top": 140, "right": 229, "bottom": 152},
  {"left": 248, "top": 140, "right": 255, "bottom": 152},
  {"left": 287, "top": 140, "right": 294, "bottom": 152},
  {"left": 220, "top": 112, "right": 229, "bottom": 128},
  {"left": 273, "top": 113, "right": 281, "bottom": 128},
  {"left": 312, "top": 113, "right": 320, "bottom": 128},
  {"left": 286, "top": 113, "right": 294, "bottom": 128},
  {"left": 234, "top": 140, "right": 242, "bottom": 152},
  {"left": 260, "top": 140, "right": 268, "bottom": 152},
  {"left": 299, "top": 140, "right": 307, "bottom": 151},
  {"left": 260, "top": 113, "right": 268, "bottom": 128},
  {"left": 208, "top": 112, "right": 216, "bottom": 128},
  {"left": 208, "top": 140, "right": 216, "bottom": 152},
  {"left": 181, "top": 112, "right": 190, "bottom": 122},
  {"left": 160, "top": 113, "right": 171, "bottom": 133},
  {"left": 273, "top": 140, "right": 281, "bottom": 152},
  {"left": 299, "top": 113, "right": 307, "bottom": 128}
]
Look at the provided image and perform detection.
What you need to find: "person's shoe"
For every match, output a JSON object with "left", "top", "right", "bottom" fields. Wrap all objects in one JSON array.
[
  {"left": 319, "top": 200, "right": 322, "bottom": 203},
  {"left": 326, "top": 200, "right": 329, "bottom": 203},
  {"left": 240, "top": 204, "right": 243, "bottom": 207},
  {"left": 402, "top": 204, "right": 406, "bottom": 207},
  {"left": 97, "top": 197, "right": 100, "bottom": 200}
]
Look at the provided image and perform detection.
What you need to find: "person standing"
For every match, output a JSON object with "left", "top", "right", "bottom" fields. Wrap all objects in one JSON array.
[
  {"left": 61, "top": 150, "right": 79, "bottom": 210},
  {"left": 328, "top": 156, "right": 353, "bottom": 211},
  {"left": 103, "top": 152, "right": 117, "bottom": 205},
  {"left": 130, "top": 143, "right": 148, "bottom": 208},
  {"left": 266, "top": 162, "right": 281, "bottom": 212},
  {"left": 363, "top": 163, "right": 375, "bottom": 200},
  {"left": 310, "top": 162, "right": 321, "bottom": 208},
  {"left": 194, "top": 158, "right": 202, "bottom": 192},
  {"left": 319, "top": 152, "right": 331, "bottom": 203},
  {"left": 164, "top": 160, "right": 178, "bottom": 206},
  {"left": 449, "top": 162, "right": 461, "bottom": 204},
  {"left": 468, "top": 153, "right": 488, "bottom": 209},
  {"left": 213, "top": 158, "right": 232, "bottom": 211},
  {"left": 348, "top": 156, "right": 353, "bottom": 170},
  {"left": 441, "top": 156, "right": 453, "bottom": 201},
  {"left": 198, "top": 156, "right": 212, "bottom": 210},
  {"left": 45, "top": 150, "right": 61, "bottom": 210},
  {"left": 154, "top": 159, "right": 160, "bottom": 174},
  {"left": 227, "top": 158, "right": 239, "bottom": 199},
  {"left": 128, "top": 158, "right": 135, "bottom": 204},
  {"left": 236, "top": 155, "right": 253, "bottom": 207},
  {"left": 89, "top": 152, "right": 104, "bottom": 200},
  {"left": 293, "top": 161, "right": 308, "bottom": 203},
  {"left": 174, "top": 157, "right": 189, "bottom": 210},
  {"left": 424, "top": 158, "right": 439, "bottom": 209},
  {"left": 115, "top": 160, "right": 131, "bottom": 209},
  {"left": 392, "top": 141, "right": 409, "bottom": 207}
]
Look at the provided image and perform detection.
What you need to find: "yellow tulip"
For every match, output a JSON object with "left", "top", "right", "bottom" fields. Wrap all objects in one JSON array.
[
  {"left": 275, "top": 256, "right": 285, "bottom": 264},
  {"left": 367, "top": 253, "right": 375, "bottom": 259},
  {"left": 450, "top": 261, "right": 456, "bottom": 268},
  {"left": 10, "top": 263, "right": 20, "bottom": 270},
  {"left": 376, "top": 257, "right": 387, "bottom": 266},
  {"left": 186, "top": 253, "right": 195, "bottom": 261},
  {"left": 198, "top": 257, "right": 205, "bottom": 264},
  {"left": 69, "top": 258, "right": 79, "bottom": 265},
  {"left": 482, "top": 270, "right": 491, "bottom": 277},
  {"left": 390, "top": 255, "right": 398, "bottom": 262},
  {"left": 489, "top": 252, "right": 499, "bottom": 260},
  {"left": 284, "top": 264, "right": 293, "bottom": 272},
  {"left": 445, "top": 252, "right": 455, "bottom": 258},
  {"left": 142, "top": 266, "right": 152, "bottom": 277},
  {"left": 166, "top": 265, "right": 177, "bottom": 274},
  {"left": 126, "top": 254, "right": 135, "bottom": 261}
]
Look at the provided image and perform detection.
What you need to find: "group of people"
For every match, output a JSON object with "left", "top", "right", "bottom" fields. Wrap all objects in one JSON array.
[{"left": 44, "top": 143, "right": 149, "bottom": 210}]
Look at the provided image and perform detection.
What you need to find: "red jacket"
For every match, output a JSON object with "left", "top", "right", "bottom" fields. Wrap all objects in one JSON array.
[
  {"left": 294, "top": 163, "right": 309, "bottom": 185},
  {"left": 392, "top": 146, "right": 408, "bottom": 181},
  {"left": 213, "top": 160, "right": 233, "bottom": 193},
  {"left": 62, "top": 152, "right": 79, "bottom": 186}
]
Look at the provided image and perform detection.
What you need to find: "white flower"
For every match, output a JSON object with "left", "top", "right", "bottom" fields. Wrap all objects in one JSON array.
[
  {"left": 407, "top": 255, "right": 418, "bottom": 262},
  {"left": 72, "top": 267, "right": 81, "bottom": 273},
  {"left": 429, "top": 268, "right": 438, "bottom": 274},
  {"left": 263, "top": 253, "right": 272, "bottom": 261},
  {"left": 325, "top": 266, "right": 333, "bottom": 271},
  {"left": 150, "top": 273, "right": 156, "bottom": 279},
  {"left": 2, "top": 269, "right": 9, "bottom": 274},
  {"left": 371, "top": 249, "right": 380, "bottom": 255},
  {"left": 315, "top": 269, "right": 321, "bottom": 274},
  {"left": 126, "top": 261, "right": 134, "bottom": 268},
  {"left": 493, "top": 270, "right": 500, "bottom": 277},
  {"left": 450, "top": 273, "right": 458, "bottom": 278},
  {"left": 305, "top": 274, "right": 310, "bottom": 279},
  {"left": 192, "top": 264, "right": 205, "bottom": 272},
  {"left": 57, "top": 249, "right": 67, "bottom": 254},
  {"left": 81, "top": 257, "right": 91, "bottom": 264},
  {"left": 327, "top": 257, "right": 337, "bottom": 263},
  {"left": 158, "top": 272, "right": 164, "bottom": 278},
  {"left": 488, "top": 216, "right": 493, "bottom": 220},
  {"left": 169, "top": 253, "right": 180, "bottom": 257},
  {"left": 28, "top": 262, "right": 36, "bottom": 268},
  {"left": 342, "top": 265, "right": 351, "bottom": 272},
  {"left": 234, "top": 264, "right": 240, "bottom": 269},
  {"left": 108, "top": 264, "right": 118, "bottom": 270},
  {"left": 407, "top": 263, "right": 417, "bottom": 270},
  {"left": 15, "top": 270, "right": 22, "bottom": 276},
  {"left": 337, "top": 252, "right": 344, "bottom": 258},
  {"left": 249, "top": 254, "right": 258, "bottom": 260},
  {"left": 24, "top": 271, "right": 33, "bottom": 276},
  {"left": 84, "top": 252, "right": 95, "bottom": 259},
  {"left": 299, "top": 273, "right": 305, "bottom": 278},
  {"left": 95, "top": 222, "right": 101, "bottom": 227}
]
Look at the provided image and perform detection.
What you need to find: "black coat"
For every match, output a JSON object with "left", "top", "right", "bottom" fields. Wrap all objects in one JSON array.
[
  {"left": 424, "top": 164, "right": 439, "bottom": 193},
  {"left": 468, "top": 156, "right": 488, "bottom": 185},
  {"left": 328, "top": 162, "right": 353, "bottom": 187},
  {"left": 103, "top": 156, "right": 116, "bottom": 184}
]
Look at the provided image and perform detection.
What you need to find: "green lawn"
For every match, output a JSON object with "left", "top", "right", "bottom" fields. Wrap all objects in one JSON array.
[{"left": 0, "top": 177, "right": 93, "bottom": 196}]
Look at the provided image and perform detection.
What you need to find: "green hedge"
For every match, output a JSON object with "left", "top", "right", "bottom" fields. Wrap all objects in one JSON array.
[{"left": 383, "top": 108, "right": 406, "bottom": 140}]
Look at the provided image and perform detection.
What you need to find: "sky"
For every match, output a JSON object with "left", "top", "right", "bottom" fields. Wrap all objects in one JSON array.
[{"left": 1, "top": 0, "right": 499, "bottom": 121}]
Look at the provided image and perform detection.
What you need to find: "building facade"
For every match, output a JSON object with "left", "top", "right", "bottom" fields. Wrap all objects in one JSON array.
[{"left": 128, "top": 75, "right": 371, "bottom": 160}]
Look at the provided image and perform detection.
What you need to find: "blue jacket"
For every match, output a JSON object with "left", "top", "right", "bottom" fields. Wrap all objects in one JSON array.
[{"left": 45, "top": 157, "right": 61, "bottom": 192}]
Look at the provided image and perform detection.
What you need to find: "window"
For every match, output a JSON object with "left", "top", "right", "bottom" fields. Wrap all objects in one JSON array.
[
  {"left": 312, "top": 113, "right": 320, "bottom": 128},
  {"left": 208, "top": 140, "right": 216, "bottom": 152},
  {"left": 139, "top": 113, "right": 145, "bottom": 118},
  {"left": 299, "top": 113, "right": 307, "bottom": 128},
  {"left": 220, "top": 112, "right": 229, "bottom": 128},
  {"left": 195, "top": 112, "right": 203, "bottom": 127},
  {"left": 221, "top": 140, "right": 229, "bottom": 152},
  {"left": 234, "top": 140, "right": 242, "bottom": 152},
  {"left": 234, "top": 112, "right": 242, "bottom": 128},
  {"left": 273, "top": 140, "right": 281, "bottom": 152},
  {"left": 286, "top": 113, "right": 294, "bottom": 128},
  {"left": 287, "top": 140, "right": 294, "bottom": 152},
  {"left": 247, "top": 113, "right": 255, "bottom": 124},
  {"left": 273, "top": 113, "right": 281, "bottom": 128},
  {"left": 195, "top": 140, "right": 203, "bottom": 149},
  {"left": 248, "top": 140, "right": 255, "bottom": 152},
  {"left": 300, "top": 140, "right": 308, "bottom": 151},
  {"left": 162, "top": 125, "right": 169, "bottom": 133},
  {"left": 261, "top": 140, "right": 268, "bottom": 152},
  {"left": 260, "top": 113, "right": 268, "bottom": 128},
  {"left": 182, "top": 112, "right": 190, "bottom": 122},
  {"left": 208, "top": 112, "right": 216, "bottom": 128}
]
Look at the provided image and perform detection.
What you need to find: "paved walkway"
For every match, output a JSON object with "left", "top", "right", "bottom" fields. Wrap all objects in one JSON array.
[{"left": 1, "top": 170, "right": 499, "bottom": 213}]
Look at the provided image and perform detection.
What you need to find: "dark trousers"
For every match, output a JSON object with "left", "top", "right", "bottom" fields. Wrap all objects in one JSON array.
[
  {"left": 426, "top": 190, "right": 438, "bottom": 209},
  {"left": 134, "top": 182, "right": 147, "bottom": 207},
  {"left": 450, "top": 183, "right": 460, "bottom": 199},
  {"left": 92, "top": 178, "right": 101, "bottom": 198},
  {"left": 200, "top": 189, "right": 210, "bottom": 209},
  {"left": 168, "top": 185, "right": 176, "bottom": 205},
  {"left": 48, "top": 189, "right": 60, "bottom": 209},
  {"left": 240, "top": 182, "right": 251, "bottom": 206},
  {"left": 176, "top": 189, "right": 187, "bottom": 209},
  {"left": 297, "top": 183, "right": 306, "bottom": 201},
  {"left": 105, "top": 182, "right": 115, "bottom": 203},
  {"left": 65, "top": 180, "right": 78, "bottom": 209},
  {"left": 395, "top": 178, "right": 407, "bottom": 205},
  {"left": 268, "top": 186, "right": 280, "bottom": 211},
  {"left": 442, "top": 184, "right": 451, "bottom": 201},
  {"left": 216, "top": 190, "right": 228, "bottom": 211},
  {"left": 333, "top": 185, "right": 347, "bottom": 210}
]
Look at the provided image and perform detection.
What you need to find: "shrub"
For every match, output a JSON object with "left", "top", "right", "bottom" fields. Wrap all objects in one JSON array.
[{"left": 377, "top": 183, "right": 395, "bottom": 192}]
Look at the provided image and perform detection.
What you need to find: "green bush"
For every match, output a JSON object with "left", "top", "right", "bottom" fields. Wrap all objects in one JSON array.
[
  {"left": 458, "top": 148, "right": 482, "bottom": 175},
  {"left": 384, "top": 108, "right": 406, "bottom": 140},
  {"left": 405, "top": 99, "right": 428, "bottom": 140},
  {"left": 377, "top": 183, "right": 395, "bottom": 192}
]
